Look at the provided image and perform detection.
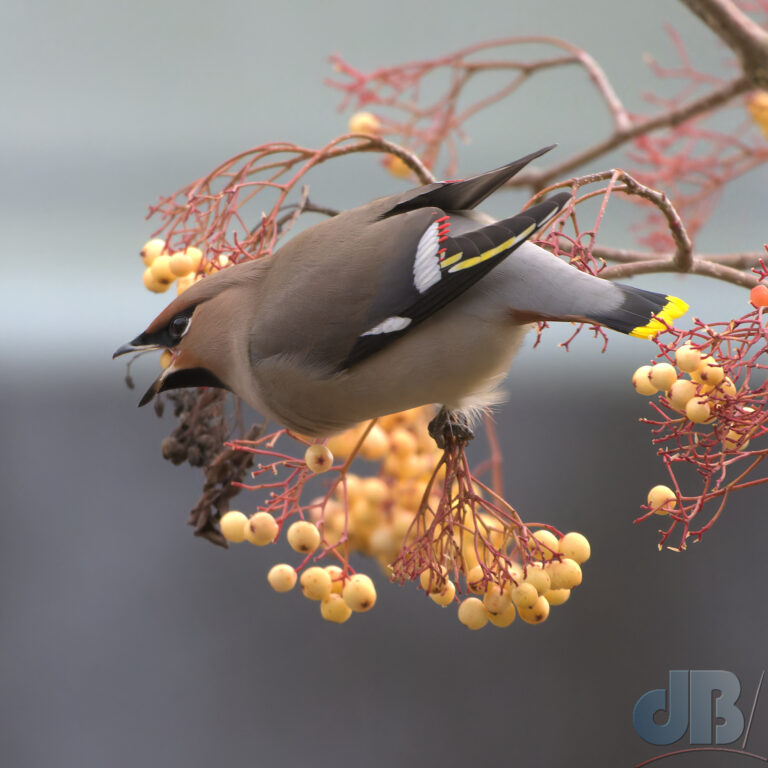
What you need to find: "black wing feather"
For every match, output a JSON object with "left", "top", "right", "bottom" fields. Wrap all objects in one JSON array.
[
  {"left": 381, "top": 146, "right": 556, "bottom": 219},
  {"left": 339, "top": 192, "right": 570, "bottom": 369}
]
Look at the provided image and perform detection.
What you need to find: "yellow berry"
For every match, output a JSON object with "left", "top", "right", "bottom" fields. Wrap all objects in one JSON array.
[
  {"left": 149, "top": 254, "right": 175, "bottom": 283},
  {"left": 488, "top": 602, "right": 517, "bottom": 627},
  {"left": 668, "top": 379, "right": 698, "bottom": 411},
  {"left": 368, "top": 525, "right": 398, "bottom": 560},
  {"left": 160, "top": 349, "right": 173, "bottom": 369},
  {"left": 632, "top": 365, "right": 658, "bottom": 395},
  {"left": 392, "top": 508, "right": 417, "bottom": 542},
  {"left": 647, "top": 485, "right": 676, "bottom": 515},
  {"left": 720, "top": 377, "right": 737, "bottom": 397},
  {"left": 324, "top": 565, "right": 345, "bottom": 594},
  {"left": 457, "top": 597, "right": 489, "bottom": 630},
  {"left": 267, "top": 563, "right": 297, "bottom": 592},
  {"left": 429, "top": 580, "right": 456, "bottom": 607},
  {"left": 335, "top": 473, "right": 363, "bottom": 502},
  {"left": 183, "top": 246, "right": 203, "bottom": 272},
  {"left": 244, "top": 511, "right": 278, "bottom": 546},
  {"left": 544, "top": 588, "right": 571, "bottom": 606},
  {"left": 305, "top": 444, "right": 334, "bottom": 474},
  {"left": 518, "top": 595, "right": 551, "bottom": 624},
  {"left": 390, "top": 427, "right": 418, "bottom": 457},
  {"left": 326, "top": 429, "right": 361, "bottom": 461},
  {"left": 203, "top": 254, "right": 230, "bottom": 273},
  {"left": 697, "top": 359, "right": 725, "bottom": 387},
  {"left": 523, "top": 564, "right": 551, "bottom": 595},
  {"left": 342, "top": 573, "right": 377, "bottom": 612},
  {"left": 176, "top": 274, "right": 197, "bottom": 295},
  {"left": 320, "top": 593, "right": 352, "bottom": 623},
  {"left": 286, "top": 520, "right": 321, "bottom": 553},
  {"left": 384, "top": 154, "right": 413, "bottom": 179},
  {"left": 558, "top": 532, "right": 591, "bottom": 564},
  {"left": 545, "top": 558, "right": 582, "bottom": 589},
  {"left": 483, "top": 583, "right": 511, "bottom": 615},
  {"left": 219, "top": 510, "right": 248, "bottom": 543},
  {"left": 142, "top": 266, "right": 171, "bottom": 293},
  {"left": 466, "top": 564, "right": 485, "bottom": 593},
  {"left": 360, "top": 424, "right": 389, "bottom": 460},
  {"left": 723, "top": 429, "right": 750, "bottom": 451},
  {"left": 506, "top": 561, "right": 524, "bottom": 583},
  {"left": 685, "top": 396, "right": 712, "bottom": 423},
  {"left": 675, "top": 344, "right": 702, "bottom": 372},
  {"left": 528, "top": 529, "right": 559, "bottom": 561},
  {"left": 508, "top": 582, "right": 538, "bottom": 610},
  {"left": 300, "top": 566, "right": 332, "bottom": 601},
  {"left": 649, "top": 363, "right": 677, "bottom": 391},
  {"left": 748, "top": 90, "right": 768, "bottom": 138},
  {"left": 362, "top": 476, "right": 389, "bottom": 506},
  {"left": 690, "top": 355, "right": 716, "bottom": 383},
  {"left": 420, "top": 567, "right": 447, "bottom": 594},
  {"left": 348, "top": 111, "right": 381, "bottom": 134},
  {"left": 168, "top": 251, "right": 194, "bottom": 277},
  {"left": 140, "top": 238, "right": 166, "bottom": 266}
]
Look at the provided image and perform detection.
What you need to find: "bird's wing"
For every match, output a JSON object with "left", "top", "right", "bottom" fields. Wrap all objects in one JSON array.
[
  {"left": 379, "top": 145, "right": 555, "bottom": 218},
  {"left": 338, "top": 192, "right": 570, "bottom": 370}
]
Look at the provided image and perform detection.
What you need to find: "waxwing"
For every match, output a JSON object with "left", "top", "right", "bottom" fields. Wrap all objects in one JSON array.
[{"left": 114, "top": 146, "right": 687, "bottom": 437}]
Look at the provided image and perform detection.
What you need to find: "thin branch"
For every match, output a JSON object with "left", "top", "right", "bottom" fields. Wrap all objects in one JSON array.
[
  {"left": 599, "top": 255, "right": 759, "bottom": 286},
  {"left": 510, "top": 76, "right": 751, "bottom": 189},
  {"left": 680, "top": 0, "right": 768, "bottom": 87}
]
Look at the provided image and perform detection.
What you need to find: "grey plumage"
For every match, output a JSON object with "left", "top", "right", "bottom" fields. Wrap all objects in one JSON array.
[{"left": 115, "top": 147, "right": 688, "bottom": 436}]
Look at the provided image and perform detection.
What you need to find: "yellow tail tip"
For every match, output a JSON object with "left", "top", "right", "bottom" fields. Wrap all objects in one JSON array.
[{"left": 629, "top": 295, "right": 689, "bottom": 339}]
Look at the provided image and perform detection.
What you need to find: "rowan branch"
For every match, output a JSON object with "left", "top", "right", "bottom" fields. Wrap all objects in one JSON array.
[
  {"left": 534, "top": 170, "right": 762, "bottom": 288},
  {"left": 509, "top": 76, "right": 751, "bottom": 189},
  {"left": 679, "top": 0, "right": 768, "bottom": 87}
]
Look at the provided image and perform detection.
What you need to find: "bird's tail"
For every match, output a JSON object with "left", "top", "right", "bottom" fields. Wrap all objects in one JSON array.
[
  {"left": 500, "top": 241, "right": 688, "bottom": 337},
  {"left": 587, "top": 285, "right": 689, "bottom": 338}
]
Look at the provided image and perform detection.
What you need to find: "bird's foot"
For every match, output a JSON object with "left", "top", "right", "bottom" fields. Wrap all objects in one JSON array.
[{"left": 428, "top": 407, "right": 474, "bottom": 449}]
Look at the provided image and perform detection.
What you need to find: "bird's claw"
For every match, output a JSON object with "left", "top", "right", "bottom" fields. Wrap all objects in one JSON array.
[{"left": 428, "top": 407, "right": 474, "bottom": 449}]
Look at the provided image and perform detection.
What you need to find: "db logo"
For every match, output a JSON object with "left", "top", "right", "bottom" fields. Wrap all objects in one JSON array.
[
  {"left": 634, "top": 670, "right": 744, "bottom": 745},
  {"left": 632, "top": 670, "right": 766, "bottom": 765}
]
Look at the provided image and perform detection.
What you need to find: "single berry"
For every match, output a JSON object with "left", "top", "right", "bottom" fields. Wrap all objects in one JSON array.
[
  {"left": 300, "top": 567, "right": 332, "bottom": 601},
  {"left": 632, "top": 365, "right": 658, "bottom": 396},
  {"left": 558, "top": 532, "right": 591, "bottom": 564},
  {"left": 518, "top": 595, "right": 550, "bottom": 624},
  {"left": 245, "top": 512, "right": 278, "bottom": 546},
  {"left": 320, "top": 593, "right": 352, "bottom": 623},
  {"left": 457, "top": 597, "right": 489, "bottom": 630},
  {"left": 342, "top": 574, "right": 377, "bottom": 612},
  {"left": 649, "top": 363, "right": 677, "bottom": 391},
  {"left": 647, "top": 485, "right": 676, "bottom": 515},
  {"left": 286, "top": 520, "right": 321, "bottom": 553},
  {"left": 219, "top": 510, "right": 248, "bottom": 543},
  {"left": 267, "top": 564, "right": 297, "bottom": 593},
  {"left": 305, "top": 444, "right": 334, "bottom": 474}
]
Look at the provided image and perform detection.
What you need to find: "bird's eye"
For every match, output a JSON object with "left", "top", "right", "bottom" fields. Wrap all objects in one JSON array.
[{"left": 169, "top": 315, "right": 190, "bottom": 339}]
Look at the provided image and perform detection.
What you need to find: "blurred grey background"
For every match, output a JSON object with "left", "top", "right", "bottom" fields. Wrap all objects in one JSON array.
[{"left": 2, "top": 1, "right": 767, "bottom": 766}]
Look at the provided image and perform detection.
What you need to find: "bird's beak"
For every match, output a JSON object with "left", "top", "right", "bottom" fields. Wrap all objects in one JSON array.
[
  {"left": 138, "top": 372, "right": 165, "bottom": 407},
  {"left": 112, "top": 336, "right": 161, "bottom": 359}
]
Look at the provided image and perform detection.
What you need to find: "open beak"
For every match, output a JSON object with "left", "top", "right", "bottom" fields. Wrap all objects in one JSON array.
[
  {"left": 138, "top": 372, "right": 165, "bottom": 407},
  {"left": 112, "top": 337, "right": 161, "bottom": 359}
]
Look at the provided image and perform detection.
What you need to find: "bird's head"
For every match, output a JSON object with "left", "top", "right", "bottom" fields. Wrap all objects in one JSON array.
[{"left": 113, "top": 260, "right": 266, "bottom": 407}]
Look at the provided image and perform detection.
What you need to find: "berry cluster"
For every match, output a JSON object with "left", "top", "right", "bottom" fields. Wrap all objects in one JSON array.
[
  {"left": 139, "top": 238, "right": 233, "bottom": 295},
  {"left": 631, "top": 286, "right": 768, "bottom": 548},
  {"left": 448, "top": 530, "right": 590, "bottom": 630},
  {"left": 216, "top": 406, "right": 591, "bottom": 629}
]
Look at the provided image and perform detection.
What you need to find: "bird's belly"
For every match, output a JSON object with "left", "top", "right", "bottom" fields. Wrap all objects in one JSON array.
[{"left": 253, "top": 296, "right": 530, "bottom": 437}]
